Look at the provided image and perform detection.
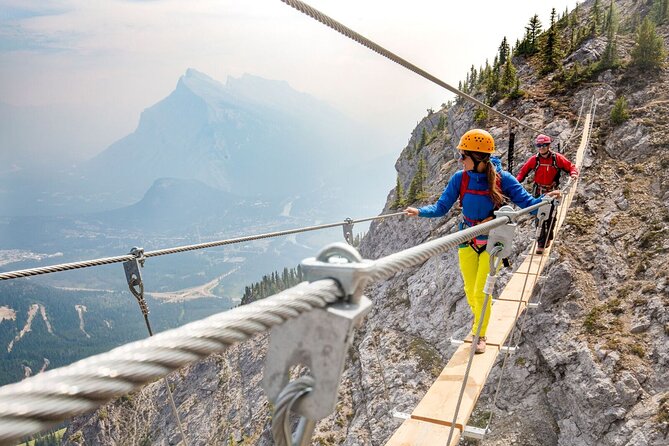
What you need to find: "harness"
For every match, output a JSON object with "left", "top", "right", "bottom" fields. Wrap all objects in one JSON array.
[
  {"left": 531, "top": 152, "right": 561, "bottom": 195},
  {"left": 458, "top": 170, "right": 500, "bottom": 254}
]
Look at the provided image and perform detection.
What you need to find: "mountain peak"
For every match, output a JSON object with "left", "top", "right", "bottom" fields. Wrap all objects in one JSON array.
[{"left": 177, "top": 68, "right": 228, "bottom": 102}]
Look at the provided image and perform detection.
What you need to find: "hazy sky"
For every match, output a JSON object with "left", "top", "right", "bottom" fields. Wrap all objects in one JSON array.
[{"left": 0, "top": 0, "right": 580, "bottom": 159}]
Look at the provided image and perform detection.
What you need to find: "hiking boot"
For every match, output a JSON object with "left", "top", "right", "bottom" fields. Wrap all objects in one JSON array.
[
  {"left": 536, "top": 246, "right": 545, "bottom": 254},
  {"left": 475, "top": 336, "right": 487, "bottom": 354}
]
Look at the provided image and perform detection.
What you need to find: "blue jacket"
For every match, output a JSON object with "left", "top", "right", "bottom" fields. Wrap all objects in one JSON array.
[{"left": 418, "top": 157, "right": 542, "bottom": 242}]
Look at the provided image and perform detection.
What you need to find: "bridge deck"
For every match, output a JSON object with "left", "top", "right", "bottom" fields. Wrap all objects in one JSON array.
[{"left": 386, "top": 114, "right": 589, "bottom": 445}]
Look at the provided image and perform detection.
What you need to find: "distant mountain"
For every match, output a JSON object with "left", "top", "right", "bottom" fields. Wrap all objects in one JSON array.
[{"left": 84, "top": 69, "right": 368, "bottom": 202}]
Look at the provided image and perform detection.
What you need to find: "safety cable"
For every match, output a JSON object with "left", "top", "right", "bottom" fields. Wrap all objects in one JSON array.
[
  {"left": 370, "top": 329, "right": 392, "bottom": 413},
  {"left": 279, "top": 0, "right": 542, "bottom": 135},
  {"left": 485, "top": 99, "right": 595, "bottom": 435},
  {"left": 445, "top": 245, "right": 504, "bottom": 445},
  {"left": 271, "top": 375, "right": 316, "bottom": 446},
  {"left": 0, "top": 212, "right": 405, "bottom": 281},
  {"left": 0, "top": 204, "right": 553, "bottom": 444},
  {"left": 560, "top": 97, "right": 586, "bottom": 153}
]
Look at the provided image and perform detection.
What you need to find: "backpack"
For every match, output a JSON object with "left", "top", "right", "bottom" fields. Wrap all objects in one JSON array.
[
  {"left": 458, "top": 170, "right": 503, "bottom": 224},
  {"left": 532, "top": 152, "right": 561, "bottom": 186}
]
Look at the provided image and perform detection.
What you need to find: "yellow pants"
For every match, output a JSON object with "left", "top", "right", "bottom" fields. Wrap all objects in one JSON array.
[{"left": 458, "top": 246, "right": 492, "bottom": 337}]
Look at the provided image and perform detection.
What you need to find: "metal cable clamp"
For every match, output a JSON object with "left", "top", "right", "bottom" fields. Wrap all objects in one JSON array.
[
  {"left": 263, "top": 243, "right": 373, "bottom": 444},
  {"left": 342, "top": 218, "right": 354, "bottom": 246},
  {"left": 535, "top": 199, "right": 554, "bottom": 226},
  {"left": 123, "top": 247, "right": 149, "bottom": 317}
]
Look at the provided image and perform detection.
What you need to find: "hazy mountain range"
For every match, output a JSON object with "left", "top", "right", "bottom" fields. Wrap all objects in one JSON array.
[{"left": 1, "top": 69, "right": 391, "bottom": 216}]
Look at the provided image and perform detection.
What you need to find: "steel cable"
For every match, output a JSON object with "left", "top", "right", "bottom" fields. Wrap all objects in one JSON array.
[
  {"left": 0, "top": 280, "right": 341, "bottom": 444},
  {"left": 0, "top": 202, "right": 550, "bottom": 444},
  {"left": 0, "top": 213, "right": 404, "bottom": 281},
  {"left": 445, "top": 246, "right": 504, "bottom": 445},
  {"left": 271, "top": 376, "right": 316, "bottom": 446},
  {"left": 279, "top": 0, "right": 542, "bottom": 135}
]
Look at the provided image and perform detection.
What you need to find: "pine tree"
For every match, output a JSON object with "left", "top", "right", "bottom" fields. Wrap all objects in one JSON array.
[
  {"left": 437, "top": 115, "right": 446, "bottom": 131},
  {"left": 631, "top": 17, "right": 667, "bottom": 70},
  {"left": 501, "top": 58, "right": 518, "bottom": 96},
  {"left": 652, "top": 0, "right": 669, "bottom": 24},
  {"left": 392, "top": 175, "right": 405, "bottom": 209},
  {"left": 526, "top": 14, "right": 543, "bottom": 54},
  {"left": 419, "top": 127, "right": 428, "bottom": 149},
  {"left": 610, "top": 96, "right": 629, "bottom": 125},
  {"left": 406, "top": 158, "right": 427, "bottom": 203},
  {"left": 542, "top": 8, "right": 561, "bottom": 72},
  {"left": 591, "top": 0, "right": 602, "bottom": 36},
  {"left": 600, "top": 0, "right": 619, "bottom": 68},
  {"left": 498, "top": 36, "right": 510, "bottom": 65},
  {"left": 469, "top": 65, "right": 478, "bottom": 89}
]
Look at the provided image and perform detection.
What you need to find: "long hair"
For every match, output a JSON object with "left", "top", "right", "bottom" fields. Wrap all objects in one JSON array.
[{"left": 467, "top": 151, "right": 505, "bottom": 208}]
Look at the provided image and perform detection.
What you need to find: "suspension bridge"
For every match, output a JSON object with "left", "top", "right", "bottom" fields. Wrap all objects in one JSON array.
[{"left": 0, "top": 1, "right": 600, "bottom": 445}]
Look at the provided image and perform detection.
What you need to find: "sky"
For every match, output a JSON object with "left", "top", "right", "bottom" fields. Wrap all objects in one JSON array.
[{"left": 0, "top": 0, "right": 582, "bottom": 160}]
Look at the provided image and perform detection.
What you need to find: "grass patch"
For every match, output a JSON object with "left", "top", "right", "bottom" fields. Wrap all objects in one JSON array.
[
  {"left": 584, "top": 306, "right": 606, "bottom": 334},
  {"left": 628, "top": 344, "right": 645, "bottom": 359},
  {"left": 408, "top": 338, "right": 444, "bottom": 379},
  {"left": 660, "top": 395, "right": 669, "bottom": 424}
]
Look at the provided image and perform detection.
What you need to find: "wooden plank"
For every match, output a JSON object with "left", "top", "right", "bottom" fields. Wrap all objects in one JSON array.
[
  {"left": 385, "top": 418, "right": 460, "bottom": 446},
  {"left": 460, "top": 300, "right": 526, "bottom": 347},
  {"left": 411, "top": 344, "right": 497, "bottom": 430},
  {"left": 514, "top": 254, "right": 546, "bottom": 275},
  {"left": 497, "top": 272, "right": 537, "bottom": 303}
]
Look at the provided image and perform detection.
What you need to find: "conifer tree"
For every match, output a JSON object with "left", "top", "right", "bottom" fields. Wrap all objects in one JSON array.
[
  {"left": 542, "top": 8, "right": 561, "bottom": 72},
  {"left": 600, "top": 0, "right": 619, "bottom": 68},
  {"left": 419, "top": 127, "right": 428, "bottom": 149},
  {"left": 406, "top": 158, "right": 427, "bottom": 203},
  {"left": 498, "top": 37, "right": 510, "bottom": 65},
  {"left": 500, "top": 57, "right": 518, "bottom": 95},
  {"left": 437, "top": 115, "right": 446, "bottom": 131},
  {"left": 631, "top": 17, "right": 667, "bottom": 70},
  {"left": 591, "top": 0, "right": 602, "bottom": 36},
  {"left": 526, "top": 14, "right": 543, "bottom": 54},
  {"left": 392, "top": 175, "right": 405, "bottom": 209},
  {"left": 652, "top": 0, "right": 669, "bottom": 24},
  {"left": 610, "top": 96, "right": 630, "bottom": 125}
]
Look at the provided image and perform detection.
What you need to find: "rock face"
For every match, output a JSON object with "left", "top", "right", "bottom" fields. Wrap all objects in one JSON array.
[{"left": 62, "top": 1, "right": 669, "bottom": 445}]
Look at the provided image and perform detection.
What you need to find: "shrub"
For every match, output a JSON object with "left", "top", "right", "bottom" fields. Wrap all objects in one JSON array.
[
  {"left": 610, "top": 97, "right": 630, "bottom": 125},
  {"left": 631, "top": 17, "right": 666, "bottom": 70}
]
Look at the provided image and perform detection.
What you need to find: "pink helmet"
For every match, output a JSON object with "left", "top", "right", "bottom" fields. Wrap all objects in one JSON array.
[{"left": 535, "top": 134, "right": 552, "bottom": 145}]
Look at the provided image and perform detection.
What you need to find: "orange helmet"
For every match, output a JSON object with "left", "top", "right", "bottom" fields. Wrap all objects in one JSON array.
[{"left": 457, "top": 129, "right": 495, "bottom": 154}]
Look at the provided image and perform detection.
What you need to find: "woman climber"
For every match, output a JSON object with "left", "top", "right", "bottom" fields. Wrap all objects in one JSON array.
[{"left": 405, "top": 129, "right": 561, "bottom": 353}]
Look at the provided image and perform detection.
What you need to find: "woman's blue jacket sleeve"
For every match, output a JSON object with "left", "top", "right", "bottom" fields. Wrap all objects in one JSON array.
[{"left": 418, "top": 171, "right": 462, "bottom": 217}]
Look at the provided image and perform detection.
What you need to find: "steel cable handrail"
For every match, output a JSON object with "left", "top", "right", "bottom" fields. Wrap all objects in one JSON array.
[
  {"left": 0, "top": 202, "right": 549, "bottom": 444},
  {"left": 0, "top": 212, "right": 405, "bottom": 281},
  {"left": 279, "top": 0, "right": 543, "bottom": 135}
]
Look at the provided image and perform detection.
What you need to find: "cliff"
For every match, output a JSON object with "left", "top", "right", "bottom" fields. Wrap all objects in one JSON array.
[{"left": 62, "top": 1, "right": 669, "bottom": 445}]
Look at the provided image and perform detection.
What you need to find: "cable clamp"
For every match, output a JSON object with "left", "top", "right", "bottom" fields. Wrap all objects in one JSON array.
[
  {"left": 301, "top": 242, "right": 375, "bottom": 304},
  {"left": 123, "top": 247, "right": 148, "bottom": 316},
  {"left": 263, "top": 243, "right": 373, "bottom": 425},
  {"left": 342, "top": 218, "right": 354, "bottom": 246},
  {"left": 536, "top": 200, "right": 554, "bottom": 226},
  {"left": 488, "top": 207, "right": 517, "bottom": 259}
]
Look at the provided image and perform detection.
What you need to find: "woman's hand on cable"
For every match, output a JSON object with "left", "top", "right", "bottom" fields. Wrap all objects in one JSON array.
[
  {"left": 405, "top": 207, "right": 420, "bottom": 217},
  {"left": 546, "top": 190, "right": 562, "bottom": 200}
]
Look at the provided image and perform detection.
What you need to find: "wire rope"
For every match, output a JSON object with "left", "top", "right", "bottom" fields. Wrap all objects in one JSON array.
[
  {"left": 0, "top": 212, "right": 405, "bottom": 281},
  {"left": 279, "top": 0, "right": 542, "bottom": 135}
]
